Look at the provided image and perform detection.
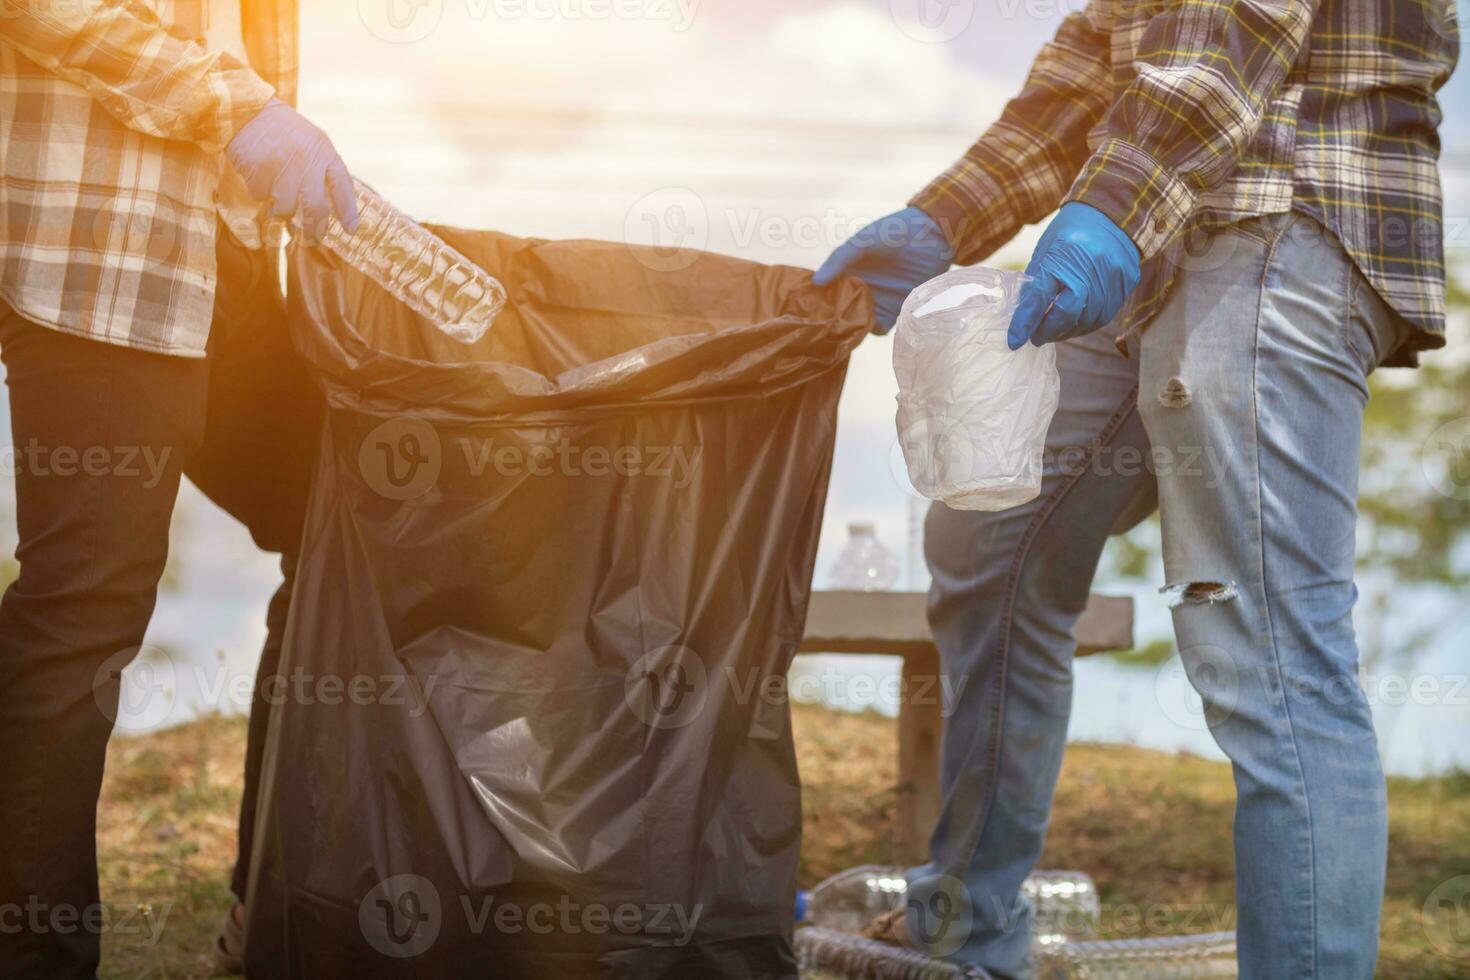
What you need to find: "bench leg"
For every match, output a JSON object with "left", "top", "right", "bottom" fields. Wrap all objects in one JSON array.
[{"left": 897, "top": 650, "right": 943, "bottom": 867}]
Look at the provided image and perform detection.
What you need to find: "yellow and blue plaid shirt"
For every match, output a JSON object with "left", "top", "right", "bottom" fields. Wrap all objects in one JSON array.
[
  {"left": 0, "top": 0, "right": 296, "bottom": 357},
  {"left": 913, "top": 0, "right": 1460, "bottom": 366}
]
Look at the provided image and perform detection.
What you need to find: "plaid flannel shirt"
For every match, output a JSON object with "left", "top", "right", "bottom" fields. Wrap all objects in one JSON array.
[
  {"left": 0, "top": 0, "right": 297, "bottom": 357},
  {"left": 913, "top": 0, "right": 1460, "bottom": 367}
]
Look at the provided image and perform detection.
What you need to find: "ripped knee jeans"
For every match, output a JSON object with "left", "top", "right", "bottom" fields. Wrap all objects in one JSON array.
[{"left": 910, "top": 211, "right": 1401, "bottom": 980}]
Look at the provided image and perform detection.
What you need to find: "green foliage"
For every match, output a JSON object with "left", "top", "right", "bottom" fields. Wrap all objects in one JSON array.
[
  {"left": 1353, "top": 267, "right": 1470, "bottom": 665},
  {"left": 1111, "top": 637, "right": 1176, "bottom": 667}
]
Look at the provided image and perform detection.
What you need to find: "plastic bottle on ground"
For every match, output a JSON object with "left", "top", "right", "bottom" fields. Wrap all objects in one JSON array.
[
  {"left": 796, "top": 925, "right": 1238, "bottom": 979},
  {"left": 803, "top": 866, "right": 1100, "bottom": 940},
  {"left": 1033, "top": 932, "right": 1239, "bottom": 978},
  {"left": 795, "top": 927, "right": 986, "bottom": 979}
]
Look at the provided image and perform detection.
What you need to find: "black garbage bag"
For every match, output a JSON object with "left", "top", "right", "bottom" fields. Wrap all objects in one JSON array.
[{"left": 242, "top": 228, "right": 870, "bottom": 979}]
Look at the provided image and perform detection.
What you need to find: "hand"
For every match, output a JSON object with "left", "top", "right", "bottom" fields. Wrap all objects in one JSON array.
[
  {"left": 813, "top": 207, "right": 954, "bottom": 334},
  {"left": 1008, "top": 202, "right": 1140, "bottom": 350},
  {"left": 226, "top": 98, "right": 359, "bottom": 241}
]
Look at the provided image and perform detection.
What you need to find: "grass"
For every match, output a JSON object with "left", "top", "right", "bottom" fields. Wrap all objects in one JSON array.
[{"left": 95, "top": 705, "right": 1469, "bottom": 978}]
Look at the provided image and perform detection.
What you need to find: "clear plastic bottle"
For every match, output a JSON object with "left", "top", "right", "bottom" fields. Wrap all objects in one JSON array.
[
  {"left": 803, "top": 865, "right": 907, "bottom": 933},
  {"left": 1025, "top": 870, "right": 1103, "bottom": 945},
  {"left": 797, "top": 926, "right": 1238, "bottom": 980},
  {"left": 1033, "top": 932, "right": 1239, "bottom": 978},
  {"left": 803, "top": 865, "right": 1100, "bottom": 941},
  {"left": 795, "top": 927, "right": 981, "bottom": 980},
  {"left": 318, "top": 178, "right": 508, "bottom": 345},
  {"left": 829, "top": 523, "right": 902, "bottom": 591}
]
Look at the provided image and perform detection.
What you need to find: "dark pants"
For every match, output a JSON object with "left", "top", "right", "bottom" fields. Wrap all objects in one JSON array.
[{"left": 0, "top": 231, "right": 318, "bottom": 979}]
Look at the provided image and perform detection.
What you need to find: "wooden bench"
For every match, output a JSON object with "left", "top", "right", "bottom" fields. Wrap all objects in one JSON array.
[{"left": 797, "top": 590, "right": 1134, "bottom": 864}]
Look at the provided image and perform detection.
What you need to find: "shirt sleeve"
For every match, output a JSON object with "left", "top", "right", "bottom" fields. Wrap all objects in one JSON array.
[
  {"left": 0, "top": 0, "right": 275, "bottom": 153},
  {"left": 910, "top": 4, "right": 1114, "bottom": 266},
  {"left": 1065, "top": 0, "right": 1318, "bottom": 258}
]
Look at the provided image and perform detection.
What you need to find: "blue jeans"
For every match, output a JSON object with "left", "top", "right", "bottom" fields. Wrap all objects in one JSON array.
[{"left": 907, "top": 213, "right": 1400, "bottom": 979}]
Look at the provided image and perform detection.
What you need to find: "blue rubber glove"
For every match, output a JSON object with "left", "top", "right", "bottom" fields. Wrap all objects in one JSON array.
[
  {"left": 813, "top": 207, "right": 955, "bottom": 334},
  {"left": 1008, "top": 202, "right": 1141, "bottom": 350},
  {"left": 226, "top": 98, "right": 359, "bottom": 242}
]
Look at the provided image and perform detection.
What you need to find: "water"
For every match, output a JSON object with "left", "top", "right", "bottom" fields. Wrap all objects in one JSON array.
[{"left": 789, "top": 638, "right": 1470, "bottom": 778}]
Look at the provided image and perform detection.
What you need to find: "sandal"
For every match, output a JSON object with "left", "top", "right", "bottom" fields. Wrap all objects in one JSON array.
[
  {"left": 860, "top": 906, "right": 913, "bottom": 947},
  {"left": 210, "top": 902, "right": 246, "bottom": 976}
]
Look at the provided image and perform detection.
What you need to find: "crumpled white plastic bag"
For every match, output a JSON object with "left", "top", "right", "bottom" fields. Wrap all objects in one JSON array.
[{"left": 893, "top": 267, "right": 1060, "bottom": 512}]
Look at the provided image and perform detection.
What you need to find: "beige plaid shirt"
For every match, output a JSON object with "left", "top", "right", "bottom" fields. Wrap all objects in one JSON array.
[
  {"left": 913, "top": 0, "right": 1459, "bottom": 367},
  {"left": 0, "top": 0, "right": 298, "bottom": 357}
]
